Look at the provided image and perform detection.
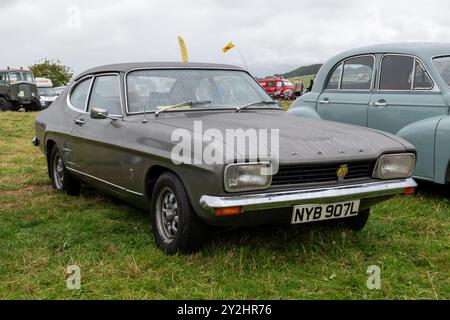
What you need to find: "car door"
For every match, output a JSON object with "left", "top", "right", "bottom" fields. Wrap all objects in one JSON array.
[
  {"left": 70, "top": 74, "right": 129, "bottom": 192},
  {"left": 317, "top": 55, "right": 375, "bottom": 126},
  {"left": 368, "top": 54, "right": 448, "bottom": 179}
]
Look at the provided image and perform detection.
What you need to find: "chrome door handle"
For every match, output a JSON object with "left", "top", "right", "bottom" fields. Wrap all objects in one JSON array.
[
  {"left": 319, "top": 99, "right": 330, "bottom": 104},
  {"left": 74, "top": 119, "right": 85, "bottom": 126},
  {"left": 373, "top": 101, "right": 388, "bottom": 107}
]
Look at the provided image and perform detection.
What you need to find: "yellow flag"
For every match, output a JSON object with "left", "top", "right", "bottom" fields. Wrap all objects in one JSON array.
[
  {"left": 222, "top": 41, "right": 235, "bottom": 53},
  {"left": 177, "top": 36, "right": 188, "bottom": 63}
]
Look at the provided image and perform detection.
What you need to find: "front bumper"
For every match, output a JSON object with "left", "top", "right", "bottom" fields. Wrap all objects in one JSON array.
[{"left": 199, "top": 178, "right": 416, "bottom": 213}]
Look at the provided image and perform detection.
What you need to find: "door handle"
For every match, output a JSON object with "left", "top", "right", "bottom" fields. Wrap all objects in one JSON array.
[
  {"left": 319, "top": 98, "right": 330, "bottom": 104},
  {"left": 74, "top": 118, "right": 85, "bottom": 126},
  {"left": 373, "top": 100, "right": 388, "bottom": 107}
]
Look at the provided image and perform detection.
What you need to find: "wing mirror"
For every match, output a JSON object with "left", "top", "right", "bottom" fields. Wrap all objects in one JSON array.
[{"left": 90, "top": 107, "right": 109, "bottom": 120}]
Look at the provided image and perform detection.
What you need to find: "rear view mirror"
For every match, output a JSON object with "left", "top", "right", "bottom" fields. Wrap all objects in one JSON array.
[{"left": 90, "top": 107, "right": 109, "bottom": 120}]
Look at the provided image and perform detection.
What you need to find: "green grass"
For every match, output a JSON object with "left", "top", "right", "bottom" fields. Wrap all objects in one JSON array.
[{"left": 0, "top": 111, "right": 449, "bottom": 299}]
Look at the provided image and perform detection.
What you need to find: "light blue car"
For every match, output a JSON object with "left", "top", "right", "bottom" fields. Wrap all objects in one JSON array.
[{"left": 288, "top": 42, "right": 450, "bottom": 184}]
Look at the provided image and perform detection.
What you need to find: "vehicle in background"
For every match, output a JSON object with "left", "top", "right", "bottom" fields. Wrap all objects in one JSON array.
[
  {"left": 36, "top": 77, "right": 58, "bottom": 109},
  {"left": 288, "top": 42, "right": 450, "bottom": 185},
  {"left": 53, "top": 86, "right": 67, "bottom": 96},
  {"left": 258, "top": 78, "right": 295, "bottom": 99},
  {"left": 0, "top": 68, "right": 40, "bottom": 111}
]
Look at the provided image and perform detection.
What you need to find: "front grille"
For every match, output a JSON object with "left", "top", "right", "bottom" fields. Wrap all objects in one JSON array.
[
  {"left": 272, "top": 160, "right": 377, "bottom": 186},
  {"left": 19, "top": 84, "right": 31, "bottom": 98}
]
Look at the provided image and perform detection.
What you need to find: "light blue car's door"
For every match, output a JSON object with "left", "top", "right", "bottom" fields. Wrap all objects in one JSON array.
[
  {"left": 317, "top": 55, "right": 375, "bottom": 126},
  {"left": 368, "top": 54, "right": 448, "bottom": 179}
]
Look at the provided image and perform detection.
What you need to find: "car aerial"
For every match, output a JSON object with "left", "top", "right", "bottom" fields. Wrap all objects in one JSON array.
[
  {"left": 288, "top": 42, "right": 450, "bottom": 185},
  {"left": 0, "top": 67, "right": 40, "bottom": 111},
  {"left": 34, "top": 62, "right": 417, "bottom": 253},
  {"left": 36, "top": 77, "right": 59, "bottom": 109},
  {"left": 258, "top": 78, "right": 295, "bottom": 99}
]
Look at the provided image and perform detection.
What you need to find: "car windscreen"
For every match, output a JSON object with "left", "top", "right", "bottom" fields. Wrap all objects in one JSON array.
[
  {"left": 126, "top": 69, "right": 275, "bottom": 113},
  {"left": 38, "top": 87, "right": 57, "bottom": 96},
  {"left": 432, "top": 56, "right": 450, "bottom": 87}
]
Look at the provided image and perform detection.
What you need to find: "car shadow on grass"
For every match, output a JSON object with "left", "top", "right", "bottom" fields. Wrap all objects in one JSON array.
[{"left": 415, "top": 180, "right": 450, "bottom": 198}]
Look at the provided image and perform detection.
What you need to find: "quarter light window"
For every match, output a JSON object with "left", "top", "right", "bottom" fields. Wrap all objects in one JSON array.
[{"left": 70, "top": 78, "right": 92, "bottom": 111}]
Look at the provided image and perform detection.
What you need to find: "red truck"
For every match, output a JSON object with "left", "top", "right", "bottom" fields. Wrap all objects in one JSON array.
[{"left": 258, "top": 78, "right": 295, "bottom": 99}]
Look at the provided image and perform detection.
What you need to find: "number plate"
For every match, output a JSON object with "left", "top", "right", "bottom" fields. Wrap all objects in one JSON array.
[{"left": 291, "top": 200, "right": 360, "bottom": 224}]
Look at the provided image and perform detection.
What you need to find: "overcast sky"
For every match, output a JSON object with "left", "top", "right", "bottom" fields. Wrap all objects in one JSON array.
[{"left": 2, "top": 0, "right": 450, "bottom": 77}]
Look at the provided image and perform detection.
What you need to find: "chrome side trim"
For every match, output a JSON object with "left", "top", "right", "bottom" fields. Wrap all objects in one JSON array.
[
  {"left": 199, "top": 178, "right": 417, "bottom": 212},
  {"left": 66, "top": 167, "right": 143, "bottom": 196}
]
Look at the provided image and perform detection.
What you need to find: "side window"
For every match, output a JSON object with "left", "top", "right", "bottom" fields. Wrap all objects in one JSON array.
[
  {"left": 70, "top": 78, "right": 92, "bottom": 111},
  {"left": 413, "top": 60, "right": 433, "bottom": 90},
  {"left": 379, "top": 55, "right": 414, "bottom": 90},
  {"left": 267, "top": 82, "right": 275, "bottom": 88},
  {"left": 0, "top": 73, "right": 5, "bottom": 85},
  {"left": 88, "top": 75, "right": 122, "bottom": 115},
  {"left": 325, "top": 63, "right": 343, "bottom": 90},
  {"left": 341, "top": 56, "right": 374, "bottom": 90}
]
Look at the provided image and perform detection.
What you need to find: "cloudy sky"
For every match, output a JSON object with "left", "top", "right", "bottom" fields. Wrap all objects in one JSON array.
[{"left": 2, "top": 0, "right": 450, "bottom": 77}]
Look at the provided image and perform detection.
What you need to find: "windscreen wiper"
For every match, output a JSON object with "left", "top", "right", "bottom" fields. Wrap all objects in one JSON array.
[
  {"left": 154, "top": 100, "right": 211, "bottom": 118},
  {"left": 235, "top": 100, "right": 279, "bottom": 113}
]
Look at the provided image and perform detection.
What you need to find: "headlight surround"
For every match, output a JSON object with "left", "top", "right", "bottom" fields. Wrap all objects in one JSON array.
[
  {"left": 373, "top": 153, "right": 416, "bottom": 179},
  {"left": 224, "top": 162, "right": 272, "bottom": 192}
]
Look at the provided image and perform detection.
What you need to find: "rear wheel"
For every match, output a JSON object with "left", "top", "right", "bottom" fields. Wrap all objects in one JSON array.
[
  {"left": 49, "top": 145, "right": 81, "bottom": 196},
  {"left": 150, "top": 172, "right": 208, "bottom": 254},
  {"left": 337, "top": 208, "right": 370, "bottom": 231},
  {"left": 0, "top": 97, "right": 12, "bottom": 111}
]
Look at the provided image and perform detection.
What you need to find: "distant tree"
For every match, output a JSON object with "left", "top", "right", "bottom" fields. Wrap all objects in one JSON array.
[{"left": 29, "top": 58, "right": 73, "bottom": 87}]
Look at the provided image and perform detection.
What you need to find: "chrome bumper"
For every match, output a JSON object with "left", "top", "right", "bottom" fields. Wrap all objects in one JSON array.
[{"left": 199, "top": 178, "right": 417, "bottom": 213}]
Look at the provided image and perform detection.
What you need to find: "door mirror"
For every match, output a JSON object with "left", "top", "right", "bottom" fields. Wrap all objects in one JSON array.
[{"left": 90, "top": 107, "right": 109, "bottom": 120}]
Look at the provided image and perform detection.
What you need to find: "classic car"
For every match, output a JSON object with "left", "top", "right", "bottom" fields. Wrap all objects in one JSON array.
[
  {"left": 288, "top": 42, "right": 450, "bottom": 185},
  {"left": 0, "top": 68, "right": 40, "bottom": 111},
  {"left": 258, "top": 78, "right": 295, "bottom": 99},
  {"left": 34, "top": 62, "right": 417, "bottom": 253}
]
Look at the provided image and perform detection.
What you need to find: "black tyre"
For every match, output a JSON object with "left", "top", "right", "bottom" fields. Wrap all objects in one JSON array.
[
  {"left": 150, "top": 172, "right": 209, "bottom": 254},
  {"left": 0, "top": 97, "right": 12, "bottom": 111},
  {"left": 49, "top": 145, "right": 81, "bottom": 196},
  {"left": 338, "top": 208, "right": 370, "bottom": 231}
]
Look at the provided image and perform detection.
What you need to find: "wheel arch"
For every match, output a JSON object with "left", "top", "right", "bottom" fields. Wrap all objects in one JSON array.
[{"left": 144, "top": 165, "right": 186, "bottom": 205}]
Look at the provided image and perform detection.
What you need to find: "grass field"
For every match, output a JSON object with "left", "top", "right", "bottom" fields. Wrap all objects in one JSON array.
[{"left": 0, "top": 111, "right": 449, "bottom": 299}]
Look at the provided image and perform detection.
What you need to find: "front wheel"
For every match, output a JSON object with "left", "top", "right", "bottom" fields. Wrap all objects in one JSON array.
[
  {"left": 49, "top": 145, "right": 81, "bottom": 196},
  {"left": 0, "top": 97, "right": 12, "bottom": 111},
  {"left": 150, "top": 172, "right": 208, "bottom": 254}
]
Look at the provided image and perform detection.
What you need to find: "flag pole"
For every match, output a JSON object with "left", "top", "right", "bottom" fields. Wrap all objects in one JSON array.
[{"left": 234, "top": 46, "right": 248, "bottom": 71}]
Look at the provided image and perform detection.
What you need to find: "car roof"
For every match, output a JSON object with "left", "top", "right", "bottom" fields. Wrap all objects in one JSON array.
[
  {"left": 333, "top": 42, "right": 450, "bottom": 61},
  {"left": 74, "top": 62, "right": 245, "bottom": 80}
]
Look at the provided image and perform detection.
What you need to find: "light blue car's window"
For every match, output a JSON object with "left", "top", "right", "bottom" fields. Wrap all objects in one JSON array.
[
  {"left": 380, "top": 55, "right": 415, "bottom": 91},
  {"left": 341, "top": 56, "right": 374, "bottom": 90},
  {"left": 413, "top": 60, "right": 433, "bottom": 90},
  {"left": 126, "top": 69, "right": 274, "bottom": 114},
  {"left": 433, "top": 56, "right": 450, "bottom": 87},
  {"left": 325, "top": 63, "right": 342, "bottom": 90}
]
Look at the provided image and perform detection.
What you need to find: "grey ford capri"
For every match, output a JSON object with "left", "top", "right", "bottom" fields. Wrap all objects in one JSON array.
[{"left": 34, "top": 62, "right": 417, "bottom": 253}]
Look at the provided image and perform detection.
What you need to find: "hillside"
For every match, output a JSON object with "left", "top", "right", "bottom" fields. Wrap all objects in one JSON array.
[{"left": 282, "top": 63, "right": 322, "bottom": 78}]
